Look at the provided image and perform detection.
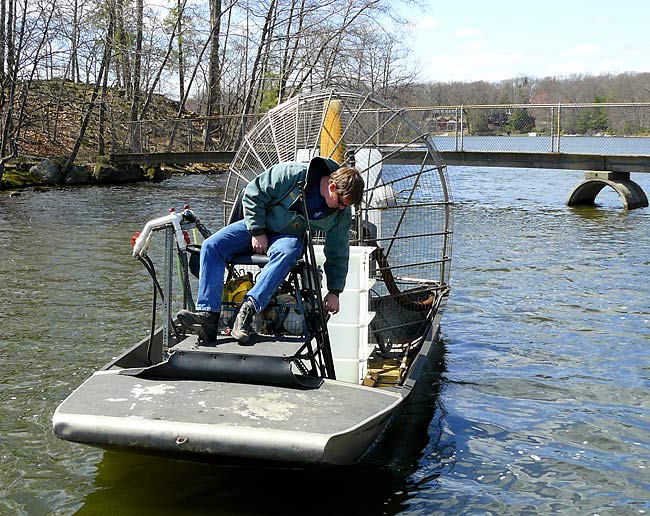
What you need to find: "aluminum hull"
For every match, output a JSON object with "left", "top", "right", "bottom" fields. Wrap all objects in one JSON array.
[{"left": 53, "top": 299, "right": 445, "bottom": 466}]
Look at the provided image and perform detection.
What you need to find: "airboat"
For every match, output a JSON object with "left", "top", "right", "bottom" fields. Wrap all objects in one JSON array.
[{"left": 52, "top": 91, "right": 453, "bottom": 466}]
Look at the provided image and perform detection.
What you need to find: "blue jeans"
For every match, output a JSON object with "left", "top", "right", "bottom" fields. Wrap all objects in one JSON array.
[{"left": 196, "top": 219, "right": 303, "bottom": 313}]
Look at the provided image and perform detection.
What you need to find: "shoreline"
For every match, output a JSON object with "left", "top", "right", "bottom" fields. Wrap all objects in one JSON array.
[{"left": 0, "top": 157, "right": 228, "bottom": 193}]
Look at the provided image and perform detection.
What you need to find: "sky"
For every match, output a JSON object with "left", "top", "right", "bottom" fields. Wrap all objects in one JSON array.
[{"left": 405, "top": 0, "right": 649, "bottom": 83}]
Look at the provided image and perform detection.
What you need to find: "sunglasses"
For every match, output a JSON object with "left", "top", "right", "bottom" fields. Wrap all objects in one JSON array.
[{"left": 336, "top": 192, "right": 352, "bottom": 208}]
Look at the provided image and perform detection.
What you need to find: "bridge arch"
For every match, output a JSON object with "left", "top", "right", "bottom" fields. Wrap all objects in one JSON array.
[{"left": 567, "top": 172, "right": 648, "bottom": 210}]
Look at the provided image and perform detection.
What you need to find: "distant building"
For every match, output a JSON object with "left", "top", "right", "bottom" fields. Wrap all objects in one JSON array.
[{"left": 426, "top": 116, "right": 458, "bottom": 132}]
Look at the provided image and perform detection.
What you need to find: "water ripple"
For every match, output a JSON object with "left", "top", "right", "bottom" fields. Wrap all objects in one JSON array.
[{"left": 2, "top": 171, "right": 650, "bottom": 515}]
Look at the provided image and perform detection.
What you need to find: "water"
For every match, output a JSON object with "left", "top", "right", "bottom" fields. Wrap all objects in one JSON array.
[{"left": 1, "top": 169, "right": 649, "bottom": 515}]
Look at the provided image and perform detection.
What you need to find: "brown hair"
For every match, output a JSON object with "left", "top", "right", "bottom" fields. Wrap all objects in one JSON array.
[{"left": 330, "top": 167, "right": 364, "bottom": 205}]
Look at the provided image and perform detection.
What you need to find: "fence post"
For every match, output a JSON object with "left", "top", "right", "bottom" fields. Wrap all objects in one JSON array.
[
  {"left": 454, "top": 107, "right": 460, "bottom": 151},
  {"left": 459, "top": 105, "right": 464, "bottom": 151},
  {"left": 556, "top": 103, "right": 562, "bottom": 153},
  {"left": 549, "top": 106, "right": 555, "bottom": 152}
]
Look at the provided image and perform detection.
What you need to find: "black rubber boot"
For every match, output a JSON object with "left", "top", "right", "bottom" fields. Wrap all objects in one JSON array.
[
  {"left": 177, "top": 309, "right": 220, "bottom": 342},
  {"left": 231, "top": 299, "right": 256, "bottom": 343}
]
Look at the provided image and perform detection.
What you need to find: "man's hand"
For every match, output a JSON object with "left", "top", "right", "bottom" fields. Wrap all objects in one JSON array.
[
  {"left": 323, "top": 292, "right": 340, "bottom": 313},
  {"left": 251, "top": 234, "right": 269, "bottom": 254}
]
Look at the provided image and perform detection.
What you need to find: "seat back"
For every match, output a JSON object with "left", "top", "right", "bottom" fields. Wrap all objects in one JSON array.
[
  {"left": 226, "top": 188, "right": 271, "bottom": 266},
  {"left": 228, "top": 189, "right": 246, "bottom": 225}
]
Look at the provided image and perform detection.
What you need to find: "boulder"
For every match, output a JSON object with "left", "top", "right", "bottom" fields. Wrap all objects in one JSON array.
[
  {"left": 64, "top": 165, "right": 90, "bottom": 185},
  {"left": 93, "top": 162, "right": 143, "bottom": 183},
  {"left": 143, "top": 164, "right": 172, "bottom": 182},
  {"left": 30, "top": 159, "right": 62, "bottom": 185}
]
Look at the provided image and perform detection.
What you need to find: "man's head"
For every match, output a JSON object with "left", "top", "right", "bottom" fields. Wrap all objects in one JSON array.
[{"left": 326, "top": 167, "right": 364, "bottom": 209}]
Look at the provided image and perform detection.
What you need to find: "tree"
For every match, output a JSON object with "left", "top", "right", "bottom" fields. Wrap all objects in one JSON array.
[
  {"left": 203, "top": 0, "right": 222, "bottom": 149},
  {"left": 175, "top": 0, "right": 185, "bottom": 103},
  {"left": 465, "top": 110, "right": 489, "bottom": 134},
  {"left": 128, "top": 0, "right": 143, "bottom": 151},
  {"left": 1, "top": 0, "right": 432, "bottom": 165},
  {"left": 507, "top": 108, "right": 535, "bottom": 134},
  {"left": 575, "top": 96, "right": 608, "bottom": 134},
  {"left": 1, "top": 0, "right": 57, "bottom": 178},
  {"left": 64, "top": 0, "right": 114, "bottom": 172}
]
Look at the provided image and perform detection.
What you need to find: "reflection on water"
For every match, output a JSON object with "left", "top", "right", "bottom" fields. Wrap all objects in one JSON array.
[
  {"left": 76, "top": 354, "right": 446, "bottom": 516},
  {"left": 1, "top": 168, "right": 650, "bottom": 515},
  {"left": 79, "top": 453, "right": 410, "bottom": 516},
  {"left": 78, "top": 452, "right": 384, "bottom": 516}
]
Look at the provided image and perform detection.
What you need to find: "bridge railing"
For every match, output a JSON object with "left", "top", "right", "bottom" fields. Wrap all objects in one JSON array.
[
  {"left": 115, "top": 113, "right": 264, "bottom": 155},
  {"left": 404, "top": 103, "right": 650, "bottom": 156},
  {"left": 114, "top": 103, "right": 650, "bottom": 157}
]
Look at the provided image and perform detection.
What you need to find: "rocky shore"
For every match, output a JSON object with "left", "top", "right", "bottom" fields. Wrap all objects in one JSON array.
[{"left": 1, "top": 157, "right": 226, "bottom": 193}]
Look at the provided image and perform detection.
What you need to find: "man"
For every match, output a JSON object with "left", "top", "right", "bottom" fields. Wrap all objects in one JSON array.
[{"left": 177, "top": 156, "right": 364, "bottom": 343}]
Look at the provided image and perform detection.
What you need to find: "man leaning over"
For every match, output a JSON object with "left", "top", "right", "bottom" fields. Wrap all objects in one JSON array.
[{"left": 177, "top": 156, "right": 364, "bottom": 343}]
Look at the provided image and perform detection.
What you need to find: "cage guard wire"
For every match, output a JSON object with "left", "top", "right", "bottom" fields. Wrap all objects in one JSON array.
[{"left": 225, "top": 90, "right": 453, "bottom": 349}]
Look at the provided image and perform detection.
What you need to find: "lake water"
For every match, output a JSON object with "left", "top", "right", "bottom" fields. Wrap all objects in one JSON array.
[{"left": 1, "top": 168, "right": 649, "bottom": 515}]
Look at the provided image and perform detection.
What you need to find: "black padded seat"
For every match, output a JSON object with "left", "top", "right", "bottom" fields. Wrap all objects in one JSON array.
[{"left": 230, "top": 253, "right": 269, "bottom": 267}]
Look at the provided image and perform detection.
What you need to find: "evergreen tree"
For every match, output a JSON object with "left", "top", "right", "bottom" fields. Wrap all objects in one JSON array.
[
  {"left": 507, "top": 108, "right": 536, "bottom": 133},
  {"left": 575, "top": 96, "right": 609, "bottom": 134}
]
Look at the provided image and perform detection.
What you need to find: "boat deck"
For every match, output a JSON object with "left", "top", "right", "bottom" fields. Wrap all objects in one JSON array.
[
  {"left": 177, "top": 332, "right": 308, "bottom": 357},
  {"left": 53, "top": 334, "right": 403, "bottom": 465}
]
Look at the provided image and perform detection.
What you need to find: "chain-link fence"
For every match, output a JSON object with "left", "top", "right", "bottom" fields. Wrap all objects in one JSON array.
[
  {"left": 114, "top": 113, "right": 263, "bottom": 154},
  {"left": 403, "top": 103, "right": 650, "bottom": 156},
  {"left": 117, "top": 103, "right": 650, "bottom": 157}
]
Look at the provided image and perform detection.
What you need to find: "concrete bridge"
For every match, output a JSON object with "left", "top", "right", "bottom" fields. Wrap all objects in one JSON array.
[{"left": 111, "top": 103, "right": 650, "bottom": 210}]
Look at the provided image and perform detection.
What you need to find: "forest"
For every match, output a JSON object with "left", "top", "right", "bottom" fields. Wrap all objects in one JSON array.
[{"left": 1, "top": 0, "right": 649, "bottom": 176}]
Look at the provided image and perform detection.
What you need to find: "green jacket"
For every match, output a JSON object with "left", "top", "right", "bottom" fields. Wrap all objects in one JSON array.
[{"left": 242, "top": 158, "right": 351, "bottom": 293}]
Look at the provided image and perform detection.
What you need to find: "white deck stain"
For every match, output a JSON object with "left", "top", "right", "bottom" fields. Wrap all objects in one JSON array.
[
  {"left": 233, "top": 392, "right": 297, "bottom": 421},
  {"left": 131, "top": 383, "right": 176, "bottom": 402}
]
